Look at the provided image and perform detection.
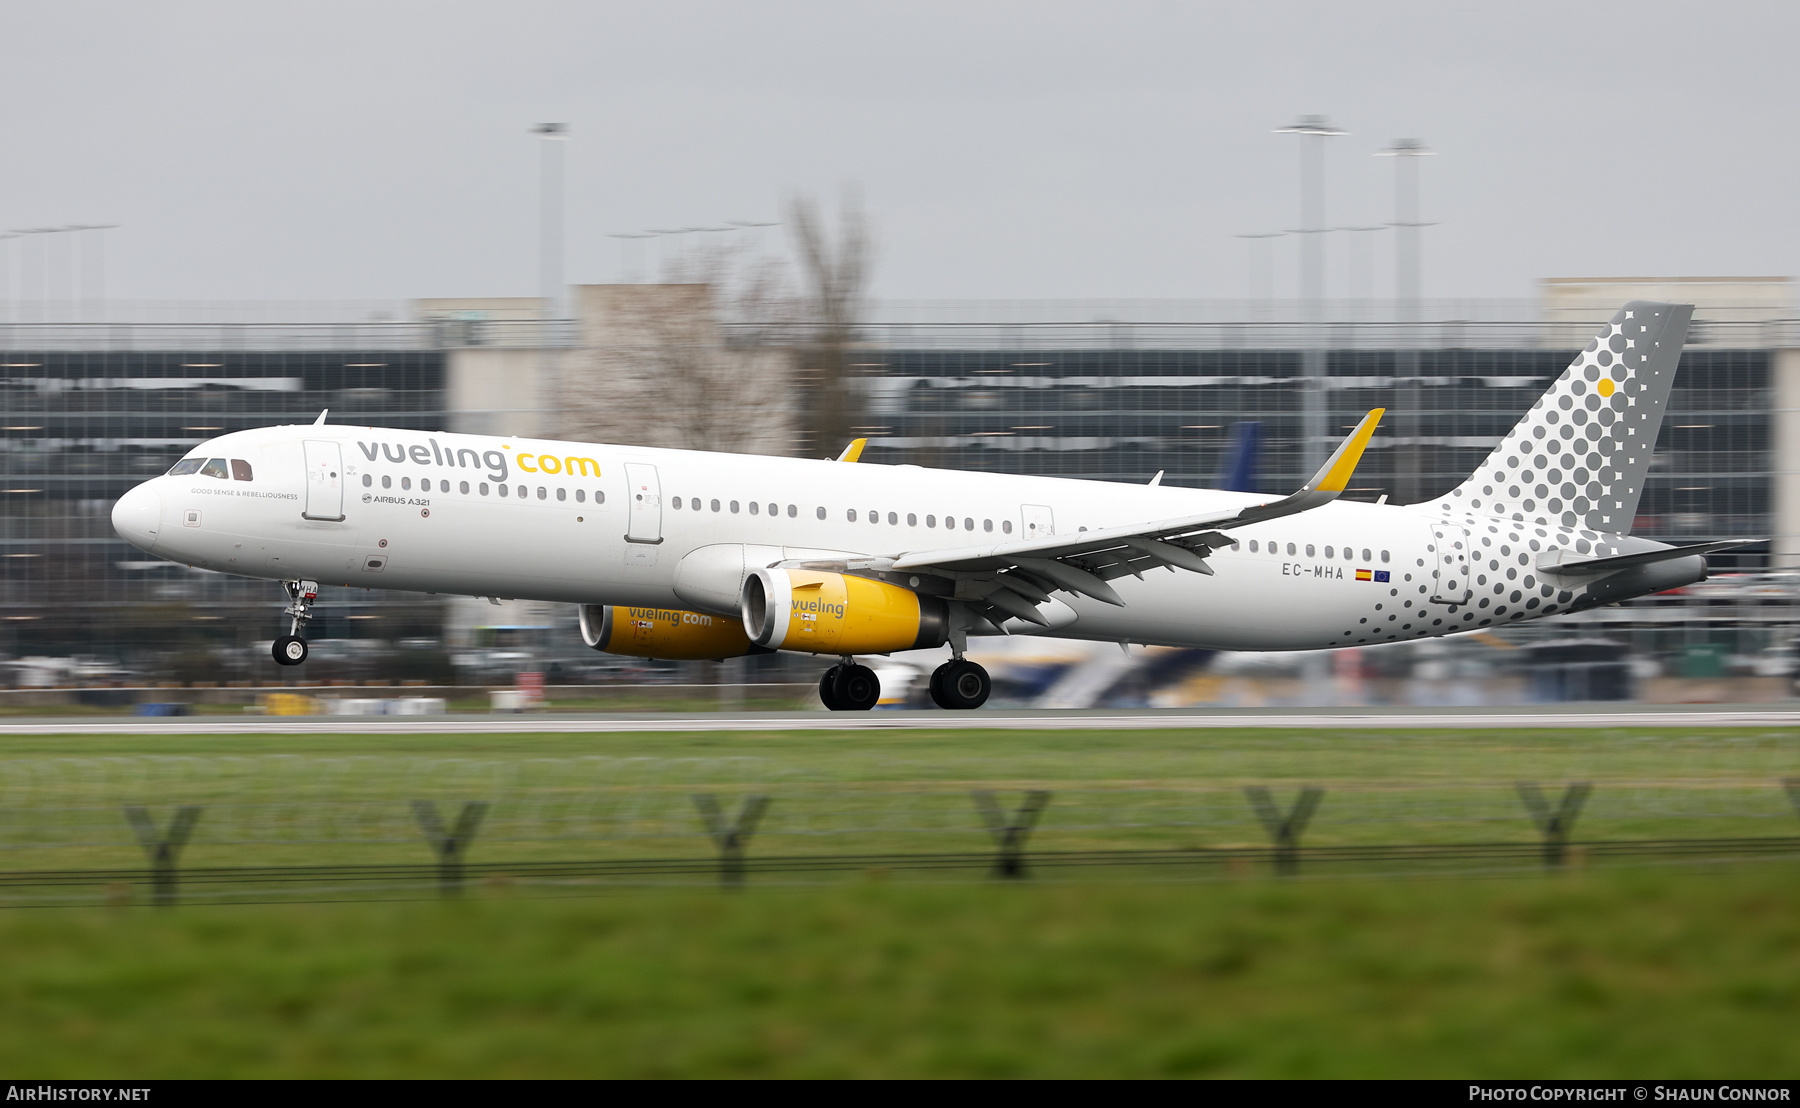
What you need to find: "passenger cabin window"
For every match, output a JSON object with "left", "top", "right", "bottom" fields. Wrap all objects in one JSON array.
[
  {"left": 1249, "top": 540, "right": 1259, "bottom": 552},
  {"left": 749, "top": 502, "right": 759, "bottom": 515},
  {"left": 537, "top": 487, "right": 547, "bottom": 500},
  {"left": 498, "top": 484, "right": 508, "bottom": 497},
  {"left": 515, "top": 485, "right": 526, "bottom": 498},
  {"left": 1305, "top": 544, "right": 1314, "bottom": 557},
  {"left": 200, "top": 458, "right": 230, "bottom": 480},
  {"left": 1363, "top": 548, "right": 1373, "bottom": 562},
  {"left": 869, "top": 510, "right": 878, "bottom": 525},
  {"left": 1324, "top": 546, "right": 1334, "bottom": 558},
  {"left": 556, "top": 488, "right": 566, "bottom": 502},
  {"left": 363, "top": 474, "right": 372, "bottom": 487},
  {"left": 847, "top": 509, "right": 857, "bottom": 522},
  {"left": 382, "top": 476, "right": 392, "bottom": 489},
  {"left": 576, "top": 490, "right": 585, "bottom": 503},
  {"left": 460, "top": 481, "right": 470, "bottom": 494},
  {"left": 926, "top": 515, "right": 936, "bottom": 528},
  {"left": 596, "top": 490, "right": 606, "bottom": 504},
  {"left": 401, "top": 478, "right": 411, "bottom": 490},
  {"left": 786, "top": 504, "right": 796, "bottom": 518},
  {"left": 1002, "top": 521, "right": 1012, "bottom": 534},
  {"left": 888, "top": 512, "right": 898, "bottom": 525},
  {"left": 672, "top": 497, "right": 683, "bottom": 510},
  {"left": 815, "top": 506, "right": 826, "bottom": 520},
  {"left": 907, "top": 513, "right": 917, "bottom": 526},
  {"left": 230, "top": 459, "right": 253, "bottom": 481},
  {"left": 167, "top": 458, "right": 204, "bottom": 476},
  {"left": 480, "top": 483, "right": 490, "bottom": 495},
  {"left": 730, "top": 501, "right": 739, "bottom": 513},
  {"left": 711, "top": 499, "right": 721, "bottom": 512},
  {"left": 1287, "top": 543, "right": 1296, "bottom": 555}
]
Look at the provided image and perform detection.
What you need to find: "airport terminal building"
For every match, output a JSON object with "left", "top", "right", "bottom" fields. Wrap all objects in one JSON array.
[{"left": 2, "top": 277, "right": 1794, "bottom": 685}]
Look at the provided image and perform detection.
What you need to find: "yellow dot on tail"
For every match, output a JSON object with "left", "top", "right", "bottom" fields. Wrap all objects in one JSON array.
[{"left": 1597, "top": 378, "right": 1616, "bottom": 397}]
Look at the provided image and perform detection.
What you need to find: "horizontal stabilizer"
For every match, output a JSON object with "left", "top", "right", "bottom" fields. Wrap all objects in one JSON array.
[{"left": 1539, "top": 538, "right": 1758, "bottom": 576}]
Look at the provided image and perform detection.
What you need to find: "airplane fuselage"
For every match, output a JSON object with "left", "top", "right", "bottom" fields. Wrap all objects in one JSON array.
[{"left": 110, "top": 423, "right": 1701, "bottom": 653}]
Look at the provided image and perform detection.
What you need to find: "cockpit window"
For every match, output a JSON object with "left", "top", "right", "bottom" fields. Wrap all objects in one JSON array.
[
  {"left": 168, "top": 458, "right": 204, "bottom": 476},
  {"left": 200, "top": 458, "right": 230, "bottom": 479},
  {"left": 231, "top": 459, "right": 253, "bottom": 481}
]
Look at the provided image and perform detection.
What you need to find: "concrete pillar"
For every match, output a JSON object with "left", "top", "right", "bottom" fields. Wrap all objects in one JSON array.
[{"left": 1770, "top": 348, "right": 1800, "bottom": 570}]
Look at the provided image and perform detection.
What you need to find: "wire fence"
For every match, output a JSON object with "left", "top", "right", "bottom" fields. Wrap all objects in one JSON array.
[{"left": 0, "top": 752, "right": 1796, "bottom": 905}]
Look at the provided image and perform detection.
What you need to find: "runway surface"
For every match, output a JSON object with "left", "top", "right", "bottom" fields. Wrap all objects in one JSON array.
[{"left": 0, "top": 705, "right": 1796, "bottom": 734}]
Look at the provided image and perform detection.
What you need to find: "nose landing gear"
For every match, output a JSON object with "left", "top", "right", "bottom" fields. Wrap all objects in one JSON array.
[{"left": 272, "top": 580, "right": 319, "bottom": 667}]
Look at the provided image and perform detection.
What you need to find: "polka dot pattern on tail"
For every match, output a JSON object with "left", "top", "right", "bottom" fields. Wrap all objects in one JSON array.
[{"left": 1437, "top": 301, "right": 1691, "bottom": 533}]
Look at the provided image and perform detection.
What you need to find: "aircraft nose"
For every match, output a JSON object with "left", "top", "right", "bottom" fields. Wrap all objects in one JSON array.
[{"left": 112, "top": 482, "right": 163, "bottom": 553}]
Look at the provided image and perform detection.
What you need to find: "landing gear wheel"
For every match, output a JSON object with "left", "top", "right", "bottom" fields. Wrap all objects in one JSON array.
[
  {"left": 818, "top": 665, "right": 842, "bottom": 711},
  {"left": 832, "top": 663, "right": 881, "bottom": 711},
  {"left": 932, "top": 660, "right": 990, "bottom": 710},
  {"left": 274, "top": 580, "right": 319, "bottom": 667},
  {"left": 272, "top": 635, "right": 309, "bottom": 667}
]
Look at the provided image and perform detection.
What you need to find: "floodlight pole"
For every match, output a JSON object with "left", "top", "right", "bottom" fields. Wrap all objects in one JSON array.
[
  {"left": 1275, "top": 116, "right": 1346, "bottom": 476},
  {"left": 1377, "top": 139, "right": 1434, "bottom": 319},
  {"left": 1377, "top": 139, "right": 1435, "bottom": 503},
  {"left": 533, "top": 123, "right": 568, "bottom": 320}
]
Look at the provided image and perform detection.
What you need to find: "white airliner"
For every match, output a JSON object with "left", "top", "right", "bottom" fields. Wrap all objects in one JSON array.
[{"left": 110, "top": 301, "right": 1748, "bottom": 710}]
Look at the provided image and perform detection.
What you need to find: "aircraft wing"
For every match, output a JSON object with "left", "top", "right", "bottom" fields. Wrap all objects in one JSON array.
[{"left": 844, "top": 409, "right": 1384, "bottom": 620}]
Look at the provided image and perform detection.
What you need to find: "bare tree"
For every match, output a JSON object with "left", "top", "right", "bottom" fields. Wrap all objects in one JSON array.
[{"left": 788, "top": 188, "right": 874, "bottom": 458}]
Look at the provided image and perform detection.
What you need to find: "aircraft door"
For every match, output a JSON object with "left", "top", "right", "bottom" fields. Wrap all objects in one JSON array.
[
  {"left": 1021, "top": 504, "right": 1055, "bottom": 539},
  {"left": 1431, "top": 523, "right": 1472, "bottom": 604},
  {"left": 624, "top": 463, "right": 663, "bottom": 544},
  {"left": 302, "top": 440, "right": 345, "bottom": 522}
]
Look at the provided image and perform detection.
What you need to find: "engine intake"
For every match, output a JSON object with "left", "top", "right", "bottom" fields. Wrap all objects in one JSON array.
[
  {"left": 741, "top": 569, "right": 948, "bottom": 655},
  {"left": 579, "top": 604, "right": 761, "bottom": 661}
]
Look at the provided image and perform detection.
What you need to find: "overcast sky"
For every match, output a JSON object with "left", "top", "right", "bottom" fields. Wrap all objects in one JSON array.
[{"left": 3, "top": 1, "right": 1797, "bottom": 306}]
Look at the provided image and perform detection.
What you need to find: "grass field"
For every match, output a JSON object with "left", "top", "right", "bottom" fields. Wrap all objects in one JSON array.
[
  {"left": 2, "top": 869, "right": 1798, "bottom": 1077},
  {"left": 1, "top": 725, "right": 1797, "bottom": 1076}
]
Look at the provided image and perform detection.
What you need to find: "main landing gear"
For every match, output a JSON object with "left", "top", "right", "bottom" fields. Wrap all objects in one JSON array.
[
  {"left": 271, "top": 579, "right": 318, "bottom": 667},
  {"left": 819, "top": 661, "right": 881, "bottom": 712},
  {"left": 816, "top": 655, "right": 992, "bottom": 711},
  {"left": 929, "top": 658, "right": 991, "bottom": 710}
]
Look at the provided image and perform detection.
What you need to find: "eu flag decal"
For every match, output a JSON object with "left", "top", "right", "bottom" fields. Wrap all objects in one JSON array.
[{"left": 1373, "top": 570, "right": 1390, "bottom": 583}]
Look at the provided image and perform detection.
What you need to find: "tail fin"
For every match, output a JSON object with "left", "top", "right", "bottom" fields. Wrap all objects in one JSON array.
[{"left": 1435, "top": 300, "right": 1692, "bottom": 534}]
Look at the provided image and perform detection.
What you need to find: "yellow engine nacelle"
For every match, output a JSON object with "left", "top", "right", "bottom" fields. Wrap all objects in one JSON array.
[
  {"left": 741, "top": 569, "right": 948, "bottom": 655},
  {"left": 578, "top": 604, "right": 760, "bottom": 661}
]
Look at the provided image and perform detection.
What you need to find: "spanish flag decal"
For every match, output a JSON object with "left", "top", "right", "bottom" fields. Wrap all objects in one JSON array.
[{"left": 1355, "top": 569, "right": 1373, "bottom": 582}]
